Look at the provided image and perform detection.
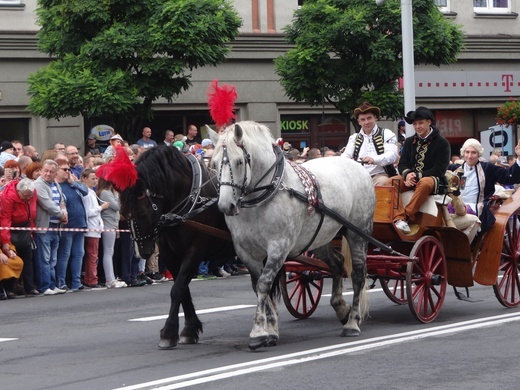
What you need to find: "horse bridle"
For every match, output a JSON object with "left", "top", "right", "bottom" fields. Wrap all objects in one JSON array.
[
  {"left": 217, "top": 141, "right": 285, "bottom": 208},
  {"left": 130, "top": 154, "right": 215, "bottom": 250}
]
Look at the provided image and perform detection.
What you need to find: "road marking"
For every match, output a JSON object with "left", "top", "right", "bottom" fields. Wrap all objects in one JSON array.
[
  {"left": 128, "top": 305, "right": 256, "bottom": 322},
  {"left": 115, "top": 311, "right": 520, "bottom": 390},
  {"left": 323, "top": 287, "right": 384, "bottom": 297},
  {"left": 0, "top": 338, "right": 18, "bottom": 343}
]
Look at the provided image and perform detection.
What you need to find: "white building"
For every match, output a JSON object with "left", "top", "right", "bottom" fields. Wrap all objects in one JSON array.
[{"left": 0, "top": 0, "right": 519, "bottom": 154}]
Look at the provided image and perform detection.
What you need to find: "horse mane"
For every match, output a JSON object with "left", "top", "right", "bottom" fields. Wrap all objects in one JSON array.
[{"left": 119, "top": 146, "right": 193, "bottom": 213}]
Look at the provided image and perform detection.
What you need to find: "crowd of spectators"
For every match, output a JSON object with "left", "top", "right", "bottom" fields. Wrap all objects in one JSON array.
[{"left": 0, "top": 125, "right": 247, "bottom": 301}]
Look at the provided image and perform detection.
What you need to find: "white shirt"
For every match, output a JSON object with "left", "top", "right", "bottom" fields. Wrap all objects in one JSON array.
[
  {"left": 461, "top": 164, "right": 478, "bottom": 213},
  {"left": 342, "top": 125, "right": 398, "bottom": 176}
]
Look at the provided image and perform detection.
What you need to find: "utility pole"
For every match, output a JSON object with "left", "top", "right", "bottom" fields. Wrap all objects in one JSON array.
[{"left": 376, "top": 0, "right": 416, "bottom": 136}]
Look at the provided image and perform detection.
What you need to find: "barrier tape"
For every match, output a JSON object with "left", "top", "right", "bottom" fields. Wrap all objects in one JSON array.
[{"left": 0, "top": 226, "right": 131, "bottom": 233}]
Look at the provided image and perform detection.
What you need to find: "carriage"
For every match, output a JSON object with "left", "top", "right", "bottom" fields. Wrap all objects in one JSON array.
[
  {"left": 281, "top": 184, "right": 520, "bottom": 323},
  {"left": 112, "top": 120, "right": 520, "bottom": 351}
]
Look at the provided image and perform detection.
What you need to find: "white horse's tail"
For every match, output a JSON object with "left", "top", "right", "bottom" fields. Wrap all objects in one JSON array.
[
  {"left": 341, "top": 237, "right": 370, "bottom": 321},
  {"left": 359, "top": 281, "right": 370, "bottom": 322},
  {"left": 341, "top": 237, "right": 352, "bottom": 278}
]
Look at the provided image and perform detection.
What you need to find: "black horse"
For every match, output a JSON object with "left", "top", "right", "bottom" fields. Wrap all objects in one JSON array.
[{"left": 118, "top": 145, "right": 236, "bottom": 349}]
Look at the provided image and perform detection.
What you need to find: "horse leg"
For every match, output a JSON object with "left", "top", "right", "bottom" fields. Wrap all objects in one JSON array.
[
  {"left": 246, "top": 255, "right": 284, "bottom": 350},
  {"left": 159, "top": 281, "right": 182, "bottom": 349},
  {"left": 158, "top": 258, "right": 199, "bottom": 349},
  {"left": 312, "top": 243, "right": 349, "bottom": 325},
  {"left": 340, "top": 233, "right": 369, "bottom": 337},
  {"left": 179, "top": 286, "right": 203, "bottom": 344}
]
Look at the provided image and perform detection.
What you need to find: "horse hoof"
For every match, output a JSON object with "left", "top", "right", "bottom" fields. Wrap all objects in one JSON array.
[
  {"left": 340, "top": 328, "right": 360, "bottom": 337},
  {"left": 266, "top": 335, "right": 278, "bottom": 347},
  {"left": 179, "top": 335, "right": 199, "bottom": 344},
  {"left": 248, "top": 336, "right": 268, "bottom": 351},
  {"left": 158, "top": 338, "right": 178, "bottom": 349}
]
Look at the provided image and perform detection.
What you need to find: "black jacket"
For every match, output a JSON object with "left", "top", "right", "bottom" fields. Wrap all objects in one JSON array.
[{"left": 398, "top": 126, "right": 450, "bottom": 194}]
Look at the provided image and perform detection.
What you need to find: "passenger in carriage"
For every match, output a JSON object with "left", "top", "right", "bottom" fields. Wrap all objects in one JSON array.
[
  {"left": 342, "top": 102, "right": 399, "bottom": 186},
  {"left": 451, "top": 138, "right": 520, "bottom": 233},
  {"left": 387, "top": 106, "right": 451, "bottom": 234}
]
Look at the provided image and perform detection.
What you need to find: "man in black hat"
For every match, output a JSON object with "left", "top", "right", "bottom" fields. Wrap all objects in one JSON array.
[
  {"left": 342, "top": 102, "right": 398, "bottom": 186},
  {"left": 386, "top": 106, "right": 450, "bottom": 234}
]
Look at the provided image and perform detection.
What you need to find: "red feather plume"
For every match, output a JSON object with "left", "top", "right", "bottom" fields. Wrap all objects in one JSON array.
[
  {"left": 96, "top": 146, "right": 137, "bottom": 191},
  {"left": 207, "top": 79, "right": 237, "bottom": 127}
]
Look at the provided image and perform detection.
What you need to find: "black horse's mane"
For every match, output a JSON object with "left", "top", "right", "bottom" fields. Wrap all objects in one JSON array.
[{"left": 120, "top": 145, "right": 195, "bottom": 213}]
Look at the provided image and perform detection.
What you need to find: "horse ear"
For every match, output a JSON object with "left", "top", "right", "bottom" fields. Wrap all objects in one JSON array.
[
  {"left": 234, "top": 123, "right": 243, "bottom": 143},
  {"left": 206, "top": 125, "right": 220, "bottom": 146}
]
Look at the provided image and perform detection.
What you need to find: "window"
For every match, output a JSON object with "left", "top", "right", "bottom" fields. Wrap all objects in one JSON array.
[
  {"left": 474, "top": 0, "right": 510, "bottom": 13},
  {"left": 434, "top": 0, "right": 449, "bottom": 12},
  {"left": 0, "top": 0, "right": 22, "bottom": 4}
]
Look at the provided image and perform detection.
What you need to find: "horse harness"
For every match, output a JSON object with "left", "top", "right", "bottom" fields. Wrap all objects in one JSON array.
[
  {"left": 218, "top": 142, "right": 286, "bottom": 208},
  {"left": 130, "top": 153, "right": 218, "bottom": 249},
  {"left": 218, "top": 140, "right": 326, "bottom": 253}
]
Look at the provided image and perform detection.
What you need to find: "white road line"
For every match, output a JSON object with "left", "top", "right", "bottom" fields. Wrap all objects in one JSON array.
[
  {"left": 323, "top": 287, "right": 384, "bottom": 297},
  {"left": 114, "top": 312, "right": 520, "bottom": 390},
  {"left": 0, "top": 338, "right": 18, "bottom": 343},
  {"left": 128, "top": 305, "right": 256, "bottom": 322}
]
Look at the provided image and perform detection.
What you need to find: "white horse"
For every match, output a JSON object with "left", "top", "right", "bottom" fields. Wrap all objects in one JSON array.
[{"left": 209, "top": 121, "right": 375, "bottom": 350}]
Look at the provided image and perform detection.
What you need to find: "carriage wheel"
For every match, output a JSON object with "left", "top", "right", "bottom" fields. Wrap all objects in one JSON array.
[
  {"left": 280, "top": 265, "right": 324, "bottom": 319},
  {"left": 494, "top": 215, "right": 520, "bottom": 307},
  {"left": 406, "top": 236, "right": 447, "bottom": 323},
  {"left": 380, "top": 278, "right": 407, "bottom": 305}
]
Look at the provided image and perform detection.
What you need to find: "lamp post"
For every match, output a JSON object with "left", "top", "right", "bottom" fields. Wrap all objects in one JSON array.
[{"left": 376, "top": 0, "right": 416, "bottom": 137}]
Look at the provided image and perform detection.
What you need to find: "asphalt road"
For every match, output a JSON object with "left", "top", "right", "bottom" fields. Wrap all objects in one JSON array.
[{"left": 2, "top": 274, "right": 520, "bottom": 390}]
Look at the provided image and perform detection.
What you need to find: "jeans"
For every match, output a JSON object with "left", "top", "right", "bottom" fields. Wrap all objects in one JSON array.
[
  {"left": 34, "top": 231, "right": 60, "bottom": 292},
  {"left": 56, "top": 231, "right": 85, "bottom": 290}
]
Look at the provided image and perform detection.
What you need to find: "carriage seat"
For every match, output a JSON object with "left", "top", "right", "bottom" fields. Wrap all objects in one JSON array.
[{"left": 401, "top": 191, "right": 438, "bottom": 217}]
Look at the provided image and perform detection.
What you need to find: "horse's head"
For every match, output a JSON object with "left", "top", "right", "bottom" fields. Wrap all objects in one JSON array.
[
  {"left": 120, "top": 178, "right": 166, "bottom": 260},
  {"left": 107, "top": 146, "right": 192, "bottom": 259},
  {"left": 210, "top": 121, "right": 277, "bottom": 216}
]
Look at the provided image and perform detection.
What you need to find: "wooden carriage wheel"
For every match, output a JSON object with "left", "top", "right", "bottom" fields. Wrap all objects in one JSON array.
[
  {"left": 494, "top": 214, "right": 520, "bottom": 307},
  {"left": 280, "top": 264, "right": 325, "bottom": 319},
  {"left": 406, "top": 236, "right": 447, "bottom": 323},
  {"left": 380, "top": 277, "right": 407, "bottom": 305}
]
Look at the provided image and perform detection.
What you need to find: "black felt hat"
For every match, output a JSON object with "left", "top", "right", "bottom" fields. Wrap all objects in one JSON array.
[
  {"left": 404, "top": 107, "right": 435, "bottom": 124},
  {"left": 0, "top": 141, "right": 14, "bottom": 152}
]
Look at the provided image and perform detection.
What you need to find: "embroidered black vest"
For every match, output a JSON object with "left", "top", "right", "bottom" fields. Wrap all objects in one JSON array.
[{"left": 352, "top": 127, "right": 397, "bottom": 177}]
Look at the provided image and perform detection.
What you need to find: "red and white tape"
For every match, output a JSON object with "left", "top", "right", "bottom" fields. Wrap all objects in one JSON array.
[{"left": 0, "top": 226, "right": 131, "bottom": 233}]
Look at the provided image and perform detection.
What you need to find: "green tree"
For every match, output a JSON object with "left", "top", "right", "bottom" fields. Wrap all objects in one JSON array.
[
  {"left": 28, "top": 0, "right": 241, "bottom": 140},
  {"left": 274, "top": 0, "right": 464, "bottom": 127}
]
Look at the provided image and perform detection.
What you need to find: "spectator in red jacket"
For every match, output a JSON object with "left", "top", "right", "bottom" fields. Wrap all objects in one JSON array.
[{"left": 0, "top": 178, "right": 40, "bottom": 296}]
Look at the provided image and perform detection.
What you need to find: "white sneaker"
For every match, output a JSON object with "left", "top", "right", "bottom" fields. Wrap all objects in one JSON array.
[
  {"left": 106, "top": 280, "right": 127, "bottom": 289},
  {"left": 54, "top": 287, "right": 67, "bottom": 294},
  {"left": 395, "top": 219, "right": 411, "bottom": 234},
  {"left": 43, "top": 288, "right": 57, "bottom": 296}
]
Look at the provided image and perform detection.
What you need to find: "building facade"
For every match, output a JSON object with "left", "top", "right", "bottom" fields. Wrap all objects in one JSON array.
[{"left": 0, "top": 0, "right": 519, "bottom": 155}]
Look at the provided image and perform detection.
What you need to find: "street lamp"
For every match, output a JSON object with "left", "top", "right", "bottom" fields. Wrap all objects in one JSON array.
[{"left": 376, "top": 0, "right": 416, "bottom": 137}]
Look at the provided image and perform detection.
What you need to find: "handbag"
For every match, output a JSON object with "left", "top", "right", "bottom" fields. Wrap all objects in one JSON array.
[{"left": 10, "top": 221, "right": 32, "bottom": 249}]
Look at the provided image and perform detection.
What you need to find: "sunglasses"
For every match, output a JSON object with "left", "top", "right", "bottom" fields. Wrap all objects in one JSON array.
[{"left": 60, "top": 167, "right": 71, "bottom": 172}]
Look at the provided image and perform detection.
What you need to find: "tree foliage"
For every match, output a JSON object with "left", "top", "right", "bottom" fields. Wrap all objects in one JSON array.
[
  {"left": 274, "top": 0, "right": 464, "bottom": 125},
  {"left": 28, "top": 0, "right": 241, "bottom": 138}
]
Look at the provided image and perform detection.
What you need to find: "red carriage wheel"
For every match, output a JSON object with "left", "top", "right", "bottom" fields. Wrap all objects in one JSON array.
[
  {"left": 406, "top": 236, "right": 447, "bottom": 323},
  {"left": 494, "top": 215, "right": 520, "bottom": 307},
  {"left": 280, "top": 264, "right": 324, "bottom": 319},
  {"left": 380, "top": 278, "right": 407, "bottom": 305}
]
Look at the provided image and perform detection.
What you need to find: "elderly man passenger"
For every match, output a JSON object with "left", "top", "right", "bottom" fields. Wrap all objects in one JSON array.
[{"left": 342, "top": 102, "right": 399, "bottom": 186}]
